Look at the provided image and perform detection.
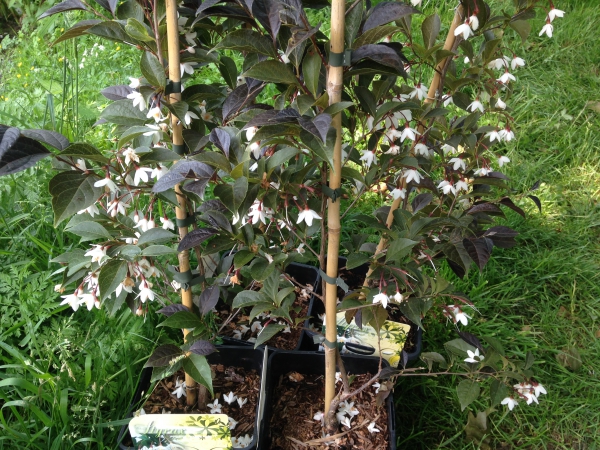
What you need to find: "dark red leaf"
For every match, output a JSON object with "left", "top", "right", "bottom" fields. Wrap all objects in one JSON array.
[
  {"left": 145, "top": 344, "right": 182, "bottom": 367},
  {"left": 458, "top": 331, "right": 484, "bottom": 352},
  {"left": 462, "top": 237, "right": 493, "bottom": 271},
  {"left": 499, "top": 197, "right": 525, "bottom": 218},
  {"left": 528, "top": 195, "right": 542, "bottom": 212},
  {"left": 363, "top": 2, "right": 420, "bottom": 32},
  {"left": 177, "top": 228, "right": 218, "bottom": 252},
  {"left": 157, "top": 304, "right": 191, "bottom": 317},
  {"left": 189, "top": 340, "right": 217, "bottom": 356}
]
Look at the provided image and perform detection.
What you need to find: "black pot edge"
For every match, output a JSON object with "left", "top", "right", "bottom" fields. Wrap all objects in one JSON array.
[
  {"left": 299, "top": 256, "right": 423, "bottom": 363},
  {"left": 116, "top": 345, "right": 267, "bottom": 450},
  {"left": 259, "top": 350, "right": 396, "bottom": 450},
  {"left": 220, "top": 261, "right": 321, "bottom": 352}
]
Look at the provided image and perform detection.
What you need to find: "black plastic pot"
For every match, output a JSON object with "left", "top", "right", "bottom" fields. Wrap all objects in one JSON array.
[
  {"left": 117, "top": 345, "right": 267, "bottom": 450},
  {"left": 259, "top": 350, "right": 397, "bottom": 450},
  {"left": 299, "top": 257, "right": 423, "bottom": 363},
  {"left": 221, "top": 261, "right": 320, "bottom": 350}
]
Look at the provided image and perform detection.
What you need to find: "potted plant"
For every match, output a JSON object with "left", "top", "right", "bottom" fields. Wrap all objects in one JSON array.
[
  {"left": 219, "top": 259, "right": 320, "bottom": 350},
  {"left": 117, "top": 345, "right": 266, "bottom": 449},
  {"left": 0, "top": 0, "right": 563, "bottom": 446}
]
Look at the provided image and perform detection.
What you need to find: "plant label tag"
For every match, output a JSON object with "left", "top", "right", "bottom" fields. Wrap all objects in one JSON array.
[
  {"left": 129, "top": 414, "right": 232, "bottom": 449},
  {"left": 327, "top": 312, "right": 411, "bottom": 367}
]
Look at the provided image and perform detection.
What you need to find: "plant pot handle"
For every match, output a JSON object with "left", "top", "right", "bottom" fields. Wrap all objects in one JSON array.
[{"left": 344, "top": 342, "right": 376, "bottom": 355}]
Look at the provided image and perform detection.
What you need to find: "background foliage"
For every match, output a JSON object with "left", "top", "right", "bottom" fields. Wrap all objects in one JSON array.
[{"left": 0, "top": 0, "right": 599, "bottom": 449}]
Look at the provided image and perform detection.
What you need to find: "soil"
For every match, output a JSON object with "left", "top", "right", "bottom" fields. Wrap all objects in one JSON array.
[
  {"left": 218, "top": 284, "right": 314, "bottom": 350},
  {"left": 142, "top": 365, "right": 260, "bottom": 440},
  {"left": 269, "top": 372, "right": 389, "bottom": 450}
]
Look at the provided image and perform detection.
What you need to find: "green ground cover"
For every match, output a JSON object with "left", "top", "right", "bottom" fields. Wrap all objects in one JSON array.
[{"left": 0, "top": 0, "right": 599, "bottom": 448}]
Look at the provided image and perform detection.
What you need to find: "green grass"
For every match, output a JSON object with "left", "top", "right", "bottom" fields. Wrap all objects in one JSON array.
[{"left": 395, "top": 1, "right": 600, "bottom": 448}]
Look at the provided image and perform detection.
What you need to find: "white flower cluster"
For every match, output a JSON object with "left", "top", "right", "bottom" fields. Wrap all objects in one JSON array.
[
  {"left": 443, "top": 305, "right": 472, "bottom": 326},
  {"left": 372, "top": 291, "right": 404, "bottom": 309},
  {"left": 60, "top": 256, "right": 162, "bottom": 312},
  {"left": 502, "top": 381, "right": 547, "bottom": 410},
  {"left": 231, "top": 434, "right": 252, "bottom": 448}
]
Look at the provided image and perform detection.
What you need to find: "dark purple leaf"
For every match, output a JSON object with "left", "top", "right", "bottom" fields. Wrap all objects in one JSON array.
[
  {"left": 222, "top": 81, "right": 265, "bottom": 122},
  {"left": 197, "top": 199, "right": 228, "bottom": 213},
  {"left": 252, "top": 0, "right": 281, "bottom": 41},
  {"left": 249, "top": 109, "right": 301, "bottom": 129},
  {"left": 53, "top": 19, "right": 102, "bottom": 45},
  {"left": 379, "top": 366, "right": 400, "bottom": 379},
  {"left": 196, "top": 285, "right": 220, "bottom": 315},
  {"left": 462, "top": 237, "right": 493, "bottom": 271},
  {"left": 285, "top": 24, "right": 320, "bottom": 56},
  {"left": 21, "top": 129, "right": 70, "bottom": 151},
  {"left": 101, "top": 85, "right": 134, "bottom": 101},
  {"left": 209, "top": 128, "right": 231, "bottom": 157},
  {"left": 528, "top": 195, "right": 542, "bottom": 212},
  {"left": 447, "top": 259, "right": 466, "bottom": 279},
  {"left": 185, "top": 179, "right": 211, "bottom": 199},
  {"left": 197, "top": 5, "right": 252, "bottom": 22},
  {"left": 196, "top": 0, "right": 222, "bottom": 15},
  {"left": 467, "top": 203, "right": 503, "bottom": 215},
  {"left": 499, "top": 197, "right": 525, "bottom": 218},
  {"left": 39, "top": 0, "right": 88, "bottom": 19},
  {"left": 144, "top": 344, "right": 182, "bottom": 367},
  {"left": 189, "top": 340, "right": 217, "bottom": 356},
  {"left": 157, "top": 304, "right": 191, "bottom": 316},
  {"left": 530, "top": 180, "right": 541, "bottom": 191},
  {"left": 483, "top": 225, "right": 518, "bottom": 249},
  {"left": 400, "top": 350, "right": 409, "bottom": 369},
  {"left": 355, "top": 309, "right": 363, "bottom": 330},
  {"left": 351, "top": 44, "right": 406, "bottom": 75},
  {"left": 280, "top": 0, "right": 302, "bottom": 23},
  {"left": 487, "top": 171, "right": 509, "bottom": 180},
  {"left": 0, "top": 126, "right": 21, "bottom": 155},
  {"left": 153, "top": 160, "right": 214, "bottom": 193},
  {"left": 0, "top": 127, "right": 51, "bottom": 177},
  {"left": 298, "top": 114, "right": 331, "bottom": 143},
  {"left": 93, "top": 0, "right": 117, "bottom": 14},
  {"left": 177, "top": 228, "right": 218, "bottom": 252},
  {"left": 458, "top": 331, "right": 484, "bottom": 352},
  {"left": 412, "top": 193, "right": 433, "bottom": 213},
  {"left": 363, "top": 2, "right": 420, "bottom": 32}
]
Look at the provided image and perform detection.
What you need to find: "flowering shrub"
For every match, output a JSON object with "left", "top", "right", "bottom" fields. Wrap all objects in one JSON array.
[{"left": 0, "top": 0, "right": 564, "bottom": 441}]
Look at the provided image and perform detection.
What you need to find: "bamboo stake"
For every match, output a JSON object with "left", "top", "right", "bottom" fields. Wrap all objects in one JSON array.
[
  {"left": 165, "top": 0, "right": 197, "bottom": 407},
  {"left": 363, "top": 6, "right": 464, "bottom": 282},
  {"left": 324, "top": 0, "right": 346, "bottom": 418}
]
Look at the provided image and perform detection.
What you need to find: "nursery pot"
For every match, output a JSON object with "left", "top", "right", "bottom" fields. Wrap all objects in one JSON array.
[
  {"left": 118, "top": 345, "right": 267, "bottom": 450},
  {"left": 220, "top": 261, "right": 320, "bottom": 350},
  {"left": 259, "top": 350, "right": 397, "bottom": 450},
  {"left": 299, "top": 257, "right": 422, "bottom": 364}
]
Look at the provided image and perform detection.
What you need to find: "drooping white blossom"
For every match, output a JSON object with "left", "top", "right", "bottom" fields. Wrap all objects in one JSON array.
[
  {"left": 360, "top": 150, "right": 377, "bottom": 168},
  {"left": 373, "top": 292, "right": 389, "bottom": 309},
  {"left": 171, "top": 378, "right": 187, "bottom": 398},
  {"left": 547, "top": 7, "right": 565, "bottom": 22},
  {"left": 297, "top": 208, "right": 322, "bottom": 227}
]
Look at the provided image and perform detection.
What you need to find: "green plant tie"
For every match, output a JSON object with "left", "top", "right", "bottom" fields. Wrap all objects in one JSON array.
[
  {"left": 176, "top": 215, "right": 196, "bottom": 228},
  {"left": 172, "top": 144, "right": 187, "bottom": 155},
  {"left": 165, "top": 79, "right": 182, "bottom": 95},
  {"left": 322, "top": 338, "right": 338, "bottom": 349},
  {"left": 329, "top": 49, "right": 352, "bottom": 67}
]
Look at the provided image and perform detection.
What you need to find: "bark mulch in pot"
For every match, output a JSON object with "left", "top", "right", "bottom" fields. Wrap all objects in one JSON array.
[
  {"left": 142, "top": 365, "right": 260, "bottom": 441},
  {"left": 269, "top": 372, "right": 389, "bottom": 450}
]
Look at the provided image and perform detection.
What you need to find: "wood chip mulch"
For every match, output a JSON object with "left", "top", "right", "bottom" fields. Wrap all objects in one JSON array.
[
  {"left": 143, "top": 365, "right": 260, "bottom": 440},
  {"left": 269, "top": 372, "right": 390, "bottom": 450}
]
